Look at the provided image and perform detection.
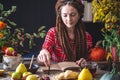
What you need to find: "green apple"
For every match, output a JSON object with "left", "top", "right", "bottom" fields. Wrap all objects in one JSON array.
[
  {"left": 26, "top": 75, "right": 38, "bottom": 80},
  {"left": 11, "top": 72, "right": 21, "bottom": 79}
]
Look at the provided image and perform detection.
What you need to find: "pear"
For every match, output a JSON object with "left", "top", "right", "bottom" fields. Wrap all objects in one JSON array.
[
  {"left": 16, "top": 63, "right": 27, "bottom": 74},
  {"left": 78, "top": 68, "right": 93, "bottom": 80}
]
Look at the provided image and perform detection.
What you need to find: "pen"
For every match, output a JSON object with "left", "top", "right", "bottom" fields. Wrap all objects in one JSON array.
[{"left": 48, "top": 66, "right": 50, "bottom": 75}]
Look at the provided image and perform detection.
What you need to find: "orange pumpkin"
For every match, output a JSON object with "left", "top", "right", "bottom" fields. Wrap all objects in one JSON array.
[{"left": 90, "top": 46, "right": 106, "bottom": 61}]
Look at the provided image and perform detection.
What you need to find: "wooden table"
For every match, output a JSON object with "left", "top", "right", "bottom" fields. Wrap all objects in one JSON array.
[
  {"left": 0, "top": 61, "right": 109, "bottom": 80},
  {"left": 0, "top": 68, "right": 107, "bottom": 80}
]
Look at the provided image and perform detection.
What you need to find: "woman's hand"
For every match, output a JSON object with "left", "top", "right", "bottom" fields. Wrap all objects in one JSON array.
[
  {"left": 37, "top": 49, "right": 51, "bottom": 67},
  {"left": 76, "top": 58, "right": 87, "bottom": 67}
]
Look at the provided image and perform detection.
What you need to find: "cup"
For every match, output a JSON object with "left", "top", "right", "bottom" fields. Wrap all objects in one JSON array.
[{"left": 86, "top": 62, "right": 98, "bottom": 77}]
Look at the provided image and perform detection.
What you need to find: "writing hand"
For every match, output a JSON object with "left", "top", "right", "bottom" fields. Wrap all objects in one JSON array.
[
  {"left": 76, "top": 58, "right": 87, "bottom": 67},
  {"left": 37, "top": 49, "right": 51, "bottom": 67}
]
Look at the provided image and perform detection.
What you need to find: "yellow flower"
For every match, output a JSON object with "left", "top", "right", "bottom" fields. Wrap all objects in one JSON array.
[
  {"left": 111, "top": 15, "right": 118, "bottom": 23},
  {"left": 92, "top": 0, "right": 120, "bottom": 58}
]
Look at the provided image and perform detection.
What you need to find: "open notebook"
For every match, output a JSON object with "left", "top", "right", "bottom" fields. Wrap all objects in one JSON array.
[{"left": 40, "top": 61, "right": 80, "bottom": 72}]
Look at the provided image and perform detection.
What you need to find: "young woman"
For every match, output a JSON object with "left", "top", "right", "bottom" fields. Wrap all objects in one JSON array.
[{"left": 37, "top": 0, "right": 92, "bottom": 66}]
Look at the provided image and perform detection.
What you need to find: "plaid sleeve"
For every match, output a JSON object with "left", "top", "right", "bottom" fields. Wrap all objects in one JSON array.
[{"left": 42, "top": 27, "right": 55, "bottom": 53}]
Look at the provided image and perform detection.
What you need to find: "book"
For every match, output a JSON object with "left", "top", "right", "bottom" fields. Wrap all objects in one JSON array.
[{"left": 40, "top": 61, "right": 80, "bottom": 72}]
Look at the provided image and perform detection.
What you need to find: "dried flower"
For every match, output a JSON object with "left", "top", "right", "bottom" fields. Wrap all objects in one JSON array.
[{"left": 92, "top": 0, "right": 120, "bottom": 57}]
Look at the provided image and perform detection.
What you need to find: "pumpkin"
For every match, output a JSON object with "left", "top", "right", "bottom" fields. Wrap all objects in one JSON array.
[
  {"left": 100, "top": 63, "right": 120, "bottom": 80},
  {"left": 90, "top": 46, "right": 106, "bottom": 61}
]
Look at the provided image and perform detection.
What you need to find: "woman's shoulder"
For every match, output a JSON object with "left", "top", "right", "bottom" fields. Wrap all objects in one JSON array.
[
  {"left": 48, "top": 27, "right": 56, "bottom": 33},
  {"left": 46, "top": 27, "right": 57, "bottom": 37}
]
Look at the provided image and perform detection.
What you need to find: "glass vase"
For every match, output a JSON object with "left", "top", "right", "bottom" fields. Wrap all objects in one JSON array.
[{"left": 2, "top": 54, "right": 22, "bottom": 70}]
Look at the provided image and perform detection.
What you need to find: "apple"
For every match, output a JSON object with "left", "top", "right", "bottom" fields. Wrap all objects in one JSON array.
[
  {"left": 22, "top": 72, "right": 32, "bottom": 80},
  {"left": 12, "top": 51, "right": 17, "bottom": 56},
  {"left": 5, "top": 47, "right": 15, "bottom": 56},
  {"left": 1, "top": 46, "right": 8, "bottom": 54},
  {"left": 11, "top": 72, "right": 21, "bottom": 80}
]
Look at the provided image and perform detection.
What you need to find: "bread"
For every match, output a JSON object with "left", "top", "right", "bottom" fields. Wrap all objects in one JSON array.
[
  {"left": 54, "top": 70, "right": 79, "bottom": 80},
  {"left": 57, "top": 72, "right": 65, "bottom": 79},
  {"left": 64, "top": 70, "right": 79, "bottom": 79}
]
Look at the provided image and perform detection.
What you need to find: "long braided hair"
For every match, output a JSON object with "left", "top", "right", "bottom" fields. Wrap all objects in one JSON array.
[{"left": 55, "top": 0, "right": 87, "bottom": 61}]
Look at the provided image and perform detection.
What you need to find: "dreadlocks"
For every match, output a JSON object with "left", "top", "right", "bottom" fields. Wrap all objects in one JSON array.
[{"left": 55, "top": 0, "right": 87, "bottom": 61}]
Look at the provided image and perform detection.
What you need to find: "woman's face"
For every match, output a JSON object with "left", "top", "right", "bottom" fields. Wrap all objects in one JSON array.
[{"left": 61, "top": 5, "right": 80, "bottom": 29}]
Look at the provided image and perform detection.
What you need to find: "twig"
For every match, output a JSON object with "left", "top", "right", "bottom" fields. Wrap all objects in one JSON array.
[{"left": 29, "top": 55, "right": 34, "bottom": 69}]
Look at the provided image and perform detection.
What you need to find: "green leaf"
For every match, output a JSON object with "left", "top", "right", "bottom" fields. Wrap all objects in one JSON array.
[
  {"left": 25, "top": 33, "right": 31, "bottom": 38},
  {"left": 38, "top": 26, "right": 46, "bottom": 32},
  {"left": 7, "top": 19, "right": 17, "bottom": 26},
  {"left": 11, "top": 6, "right": 16, "bottom": 12},
  {"left": 0, "top": 3, "right": 3, "bottom": 11},
  {"left": 41, "top": 30, "right": 46, "bottom": 33},
  {"left": 33, "top": 33, "right": 38, "bottom": 37},
  {"left": 0, "top": 40, "right": 4, "bottom": 48},
  {"left": 17, "top": 35, "right": 21, "bottom": 40},
  {"left": 39, "top": 32, "right": 46, "bottom": 38},
  {"left": 29, "top": 40, "right": 34, "bottom": 49},
  {"left": 20, "top": 41, "right": 24, "bottom": 47}
]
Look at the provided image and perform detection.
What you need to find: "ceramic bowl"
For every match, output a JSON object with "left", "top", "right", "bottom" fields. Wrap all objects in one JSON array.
[
  {"left": 25, "top": 63, "right": 39, "bottom": 74},
  {"left": 86, "top": 62, "right": 98, "bottom": 77}
]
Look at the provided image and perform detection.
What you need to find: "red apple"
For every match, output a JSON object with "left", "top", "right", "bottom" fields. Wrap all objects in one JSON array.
[
  {"left": 2, "top": 46, "right": 8, "bottom": 54},
  {"left": 5, "top": 47, "right": 15, "bottom": 56},
  {"left": 12, "top": 51, "right": 17, "bottom": 56}
]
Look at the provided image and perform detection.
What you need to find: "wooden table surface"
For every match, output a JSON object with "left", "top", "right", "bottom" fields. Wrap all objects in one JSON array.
[
  {"left": 0, "top": 68, "right": 107, "bottom": 80},
  {"left": 0, "top": 61, "right": 109, "bottom": 80}
]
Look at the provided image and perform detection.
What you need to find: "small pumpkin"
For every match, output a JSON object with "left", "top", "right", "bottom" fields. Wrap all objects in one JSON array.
[
  {"left": 90, "top": 41, "right": 106, "bottom": 61},
  {"left": 90, "top": 46, "right": 106, "bottom": 61},
  {"left": 100, "top": 63, "right": 120, "bottom": 80}
]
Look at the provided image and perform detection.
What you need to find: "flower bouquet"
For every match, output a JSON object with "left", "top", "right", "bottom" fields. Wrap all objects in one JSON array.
[{"left": 92, "top": 0, "right": 120, "bottom": 61}]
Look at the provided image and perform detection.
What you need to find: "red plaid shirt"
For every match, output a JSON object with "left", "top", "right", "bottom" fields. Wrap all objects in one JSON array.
[{"left": 42, "top": 27, "right": 92, "bottom": 62}]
